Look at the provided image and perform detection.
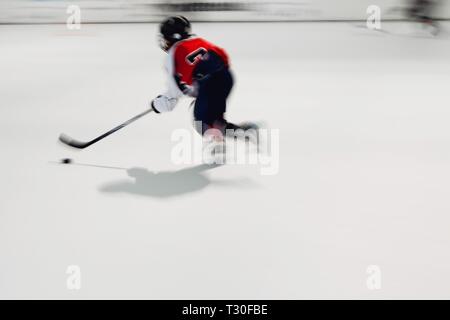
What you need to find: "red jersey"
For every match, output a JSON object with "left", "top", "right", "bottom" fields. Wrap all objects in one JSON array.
[{"left": 171, "top": 37, "right": 229, "bottom": 85}]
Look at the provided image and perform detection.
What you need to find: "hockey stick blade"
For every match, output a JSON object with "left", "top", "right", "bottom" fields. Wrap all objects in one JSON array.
[{"left": 59, "top": 133, "right": 91, "bottom": 149}]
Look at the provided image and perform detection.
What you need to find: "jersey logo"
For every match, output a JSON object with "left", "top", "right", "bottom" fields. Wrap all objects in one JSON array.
[{"left": 186, "top": 47, "right": 207, "bottom": 65}]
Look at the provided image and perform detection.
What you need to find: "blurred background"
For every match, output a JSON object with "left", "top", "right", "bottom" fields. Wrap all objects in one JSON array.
[{"left": 0, "top": 0, "right": 449, "bottom": 24}]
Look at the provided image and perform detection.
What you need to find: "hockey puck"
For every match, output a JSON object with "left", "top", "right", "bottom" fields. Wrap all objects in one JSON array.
[{"left": 61, "top": 158, "right": 72, "bottom": 164}]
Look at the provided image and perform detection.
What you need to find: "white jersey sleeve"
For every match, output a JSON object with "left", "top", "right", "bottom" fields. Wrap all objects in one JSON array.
[{"left": 151, "top": 47, "right": 184, "bottom": 113}]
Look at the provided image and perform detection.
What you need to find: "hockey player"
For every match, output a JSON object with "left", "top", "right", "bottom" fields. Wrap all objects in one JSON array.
[
  {"left": 407, "top": 0, "right": 440, "bottom": 34},
  {"left": 150, "top": 16, "right": 257, "bottom": 145}
]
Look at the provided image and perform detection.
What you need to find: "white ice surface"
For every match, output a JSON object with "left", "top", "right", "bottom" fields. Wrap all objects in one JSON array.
[{"left": 1, "top": 22, "right": 450, "bottom": 299}]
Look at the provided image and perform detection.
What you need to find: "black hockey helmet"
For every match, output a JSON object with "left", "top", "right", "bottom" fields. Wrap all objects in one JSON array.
[{"left": 159, "top": 16, "right": 191, "bottom": 51}]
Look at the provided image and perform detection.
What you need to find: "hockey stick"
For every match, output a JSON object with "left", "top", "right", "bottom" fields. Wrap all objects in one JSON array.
[{"left": 59, "top": 108, "right": 153, "bottom": 149}]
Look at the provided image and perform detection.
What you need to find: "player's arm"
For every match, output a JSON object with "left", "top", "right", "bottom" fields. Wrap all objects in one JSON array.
[
  {"left": 171, "top": 45, "right": 197, "bottom": 97},
  {"left": 150, "top": 49, "right": 184, "bottom": 113}
]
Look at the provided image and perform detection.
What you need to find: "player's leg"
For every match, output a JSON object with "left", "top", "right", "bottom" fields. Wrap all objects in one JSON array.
[
  {"left": 194, "top": 68, "right": 259, "bottom": 137},
  {"left": 192, "top": 70, "right": 232, "bottom": 160},
  {"left": 193, "top": 68, "right": 233, "bottom": 135}
]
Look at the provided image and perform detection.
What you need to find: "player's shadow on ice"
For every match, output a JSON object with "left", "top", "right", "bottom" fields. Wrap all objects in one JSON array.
[{"left": 99, "top": 163, "right": 253, "bottom": 198}]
